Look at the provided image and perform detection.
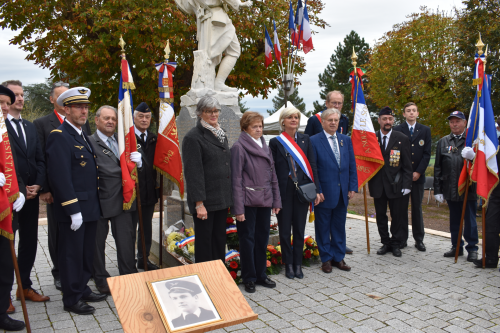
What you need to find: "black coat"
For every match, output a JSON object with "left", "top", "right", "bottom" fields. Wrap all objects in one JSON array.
[
  {"left": 135, "top": 130, "right": 159, "bottom": 206},
  {"left": 434, "top": 133, "right": 476, "bottom": 202},
  {"left": 269, "top": 132, "right": 320, "bottom": 199},
  {"left": 368, "top": 130, "right": 412, "bottom": 199},
  {"left": 393, "top": 122, "right": 432, "bottom": 184},
  {"left": 182, "top": 120, "right": 233, "bottom": 214}
]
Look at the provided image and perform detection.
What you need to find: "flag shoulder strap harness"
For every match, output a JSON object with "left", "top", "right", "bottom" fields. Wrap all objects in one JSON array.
[{"left": 275, "top": 132, "right": 314, "bottom": 183}]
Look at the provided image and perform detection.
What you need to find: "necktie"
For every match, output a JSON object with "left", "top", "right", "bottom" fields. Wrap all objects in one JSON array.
[
  {"left": 330, "top": 135, "right": 341, "bottom": 166},
  {"left": 140, "top": 133, "right": 147, "bottom": 148},
  {"left": 81, "top": 133, "right": 92, "bottom": 152},
  {"left": 107, "top": 137, "right": 119, "bottom": 158},
  {"left": 410, "top": 127, "right": 414, "bottom": 137},
  {"left": 11, "top": 119, "right": 26, "bottom": 149},
  {"left": 382, "top": 135, "right": 387, "bottom": 152}
]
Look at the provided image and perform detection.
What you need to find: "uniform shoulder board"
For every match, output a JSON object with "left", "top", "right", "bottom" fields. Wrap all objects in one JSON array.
[{"left": 50, "top": 129, "right": 62, "bottom": 133}]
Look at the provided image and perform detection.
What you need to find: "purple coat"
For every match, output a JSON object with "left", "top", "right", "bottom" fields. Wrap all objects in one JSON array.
[{"left": 230, "top": 132, "right": 282, "bottom": 215}]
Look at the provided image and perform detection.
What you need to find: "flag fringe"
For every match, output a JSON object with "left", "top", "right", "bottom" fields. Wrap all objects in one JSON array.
[
  {"left": 355, "top": 155, "right": 386, "bottom": 165},
  {"left": 357, "top": 162, "right": 384, "bottom": 191},
  {"left": 0, "top": 227, "right": 14, "bottom": 240},
  {"left": 8, "top": 192, "right": 19, "bottom": 204},
  {"left": 0, "top": 206, "right": 10, "bottom": 222},
  {"left": 122, "top": 82, "right": 136, "bottom": 90},
  {"left": 123, "top": 166, "right": 138, "bottom": 211},
  {"left": 154, "top": 166, "right": 184, "bottom": 199}
]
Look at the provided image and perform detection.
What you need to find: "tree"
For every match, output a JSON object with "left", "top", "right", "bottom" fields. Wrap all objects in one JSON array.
[
  {"left": 23, "top": 79, "right": 53, "bottom": 116},
  {"left": 368, "top": 7, "right": 457, "bottom": 137},
  {"left": 267, "top": 87, "right": 307, "bottom": 115},
  {"left": 0, "top": 0, "right": 326, "bottom": 118},
  {"left": 238, "top": 96, "right": 249, "bottom": 113}
]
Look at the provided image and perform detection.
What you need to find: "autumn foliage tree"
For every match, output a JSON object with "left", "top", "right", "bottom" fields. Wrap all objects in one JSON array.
[{"left": 0, "top": 0, "right": 326, "bottom": 120}]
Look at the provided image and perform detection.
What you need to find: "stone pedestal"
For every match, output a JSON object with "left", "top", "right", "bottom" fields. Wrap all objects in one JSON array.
[{"left": 165, "top": 190, "right": 194, "bottom": 230}]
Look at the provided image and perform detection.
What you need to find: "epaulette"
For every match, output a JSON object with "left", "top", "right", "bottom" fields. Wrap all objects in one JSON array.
[{"left": 50, "top": 129, "right": 62, "bottom": 133}]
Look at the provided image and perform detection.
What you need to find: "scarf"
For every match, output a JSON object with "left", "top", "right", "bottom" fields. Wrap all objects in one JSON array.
[{"left": 201, "top": 119, "right": 226, "bottom": 144}]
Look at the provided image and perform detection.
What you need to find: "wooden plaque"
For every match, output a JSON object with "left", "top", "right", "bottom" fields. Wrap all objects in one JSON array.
[{"left": 108, "top": 260, "right": 258, "bottom": 333}]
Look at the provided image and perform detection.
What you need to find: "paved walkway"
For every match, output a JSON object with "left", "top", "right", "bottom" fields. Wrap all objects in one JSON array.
[{"left": 3, "top": 218, "right": 500, "bottom": 333}]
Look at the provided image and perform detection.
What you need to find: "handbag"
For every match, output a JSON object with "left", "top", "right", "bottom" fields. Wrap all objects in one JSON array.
[{"left": 286, "top": 154, "right": 317, "bottom": 204}]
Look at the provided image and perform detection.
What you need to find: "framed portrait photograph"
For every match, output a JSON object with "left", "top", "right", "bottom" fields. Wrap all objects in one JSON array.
[{"left": 148, "top": 274, "right": 223, "bottom": 332}]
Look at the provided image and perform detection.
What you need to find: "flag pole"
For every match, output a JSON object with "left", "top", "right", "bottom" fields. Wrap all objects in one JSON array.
[
  {"left": 10, "top": 239, "right": 31, "bottom": 332},
  {"left": 481, "top": 43, "right": 488, "bottom": 269}
]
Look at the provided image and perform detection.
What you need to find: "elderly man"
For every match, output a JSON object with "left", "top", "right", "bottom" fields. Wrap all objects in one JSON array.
[
  {"left": 132, "top": 102, "right": 159, "bottom": 270},
  {"left": 434, "top": 111, "right": 478, "bottom": 262},
  {"left": 310, "top": 109, "right": 357, "bottom": 273},
  {"left": 89, "top": 106, "right": 142, "bottom": 294},
  {"left": 369, "top": 107, "right": 412, "bottom": 257},
  {"left": 1, "top": 80, "right": 48, "bottom": 304}
]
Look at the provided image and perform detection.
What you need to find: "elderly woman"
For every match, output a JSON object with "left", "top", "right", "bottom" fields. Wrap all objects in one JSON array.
[
  {"left": 269, "top": 107, "right": 320, "bottom": 279},
  {"left": 231, "top": 112, "right": 282, "bottom": 293},
  {"left": 182, "top": 96, "right": 233, "bottom": 263}
]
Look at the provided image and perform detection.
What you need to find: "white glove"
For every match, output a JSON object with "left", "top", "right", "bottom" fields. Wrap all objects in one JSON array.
[
  {"left": 402, "top": 189, "right": 411, "bottom": 196},
  {"left": 0, "top": 173, "right": 5, "bottom": 187},
  {"left": 130, "top": 152, "right": 142, "bottom": 168},
  {"left": 461, "top": 147, "right": 475, "bottom": 160},
  {"left": 435, "top": 194, "right": 444, "bottom": 203},
  {"left": 70, "top": 212, "right": 83, "bottom": 231},
  {"left": 13, "top": 192, "right": 25, "bottom": 212}
]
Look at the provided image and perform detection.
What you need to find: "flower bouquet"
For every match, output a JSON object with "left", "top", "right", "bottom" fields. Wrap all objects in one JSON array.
[
  {"left": 225, "top": 250, "right": 242, "bottom": 284},
  {"left": 266, "top": 244, "right": 282, "bottom": 275},
  {"left": 226, "top": 209, "right": 239, "bottom": 251},
  {"left": 164, "top": 226, "right": 195, "bottom": 264},
  {"left": 302, "top": 235, "right": 320, "bottom": 266}
]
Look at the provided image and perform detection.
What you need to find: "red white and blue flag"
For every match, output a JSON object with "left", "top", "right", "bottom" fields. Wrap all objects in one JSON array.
[
  {"left": 226, "top": 225, "right": 237, "bottom": 234},
  {"left": 273, "top": 20, "right": 282, "bottom": 65},
  {"left": 300, "top": 0, "right": 313, "bottom": 54},
  {"left": 176, "top": 236, "right": 194, "bottom": 249},
  {"left": 225, "top": 250, "right": 240, "bottom": 262},
  {"left": 295, "top": 0, "right": 303, "bottom": 40},
  {"left": 264, "top": 27, "right": 274, "bottom": 68},
  {"left": 289, "top": 1, "right": 299, "bottom": 47}
]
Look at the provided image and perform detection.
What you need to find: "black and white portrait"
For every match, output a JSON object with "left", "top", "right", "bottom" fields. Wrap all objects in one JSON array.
[{"left": 149, "top": 274, "right": 221, "bottom": 331}]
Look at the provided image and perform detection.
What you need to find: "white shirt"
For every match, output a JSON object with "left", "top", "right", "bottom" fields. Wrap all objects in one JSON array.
[
  {"left": 96, "top": 129, "right": 118, "bottom": 153},
  {"left": 380, "top": 129, "right": 392, "bottom": 150},
  {"left": 65, "top": 119, "right": 82, "bottom": 135},
  {"left": 7, "top": 114, "right": 27, "bottom": 147},
  {"left": 406, "top": 121, "right": 416, "bottom": 134},
  {"left": 246, "top": 132, "right": 262, "bottom": 148},
  {"left": 324, "top": 130, "right": 340, "bottom": 156},
  {"left": 135, "top": 125, "right": 147, "bottom": 141}
]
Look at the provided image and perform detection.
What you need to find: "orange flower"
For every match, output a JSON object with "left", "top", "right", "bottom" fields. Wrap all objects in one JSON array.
[{"left": 266, "top": 260, "right": 271, "bottom": 267}]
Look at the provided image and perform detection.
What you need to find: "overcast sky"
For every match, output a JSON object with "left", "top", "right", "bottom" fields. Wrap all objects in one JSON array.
[{"left": 0, "top": 0, "right": 462, "bottom": 117}]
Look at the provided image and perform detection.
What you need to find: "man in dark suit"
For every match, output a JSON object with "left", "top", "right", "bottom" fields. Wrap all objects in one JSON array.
[
  {"left": 34, "top": 82, "right": 92, "bottom": 290},
  {"left": 46, "top": 87, "right": 107, "bottom": 315},
  {"left": 393, "top": 102, "right": 431, "bottom": 252},
  {"left": 89, "top": 105, "right": 141, "bottom": 294},
  {"left": 132, "top": 102, "right": 159, "bottom": 270},
  {"left": 1, "top": 80, "right": 49, "bottom": 303},
  {"left": 310, "top": 109, "right": 358, "bottom": 274},
  {"left": 368, "top": 107, "right": 412, "bottom": 257}
]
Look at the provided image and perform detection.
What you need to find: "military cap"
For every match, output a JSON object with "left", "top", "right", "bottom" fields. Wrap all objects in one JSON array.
[
  {"left": 135, "top": 102, "right": 151, "bottom": 113},
  {"left": 447, "top": 111, "right": 466, "bottom": 120},
  {"left": 165, "top": 280, "right": 202, "bottom": 295},
  {"left": 57, "top": 87, "right": 91, "bottom": 106},
  {"left": 0, "top": 85, "right": 15, "bottom": 104},
  {"left": 379, "top": 106, "right": 394, "bottom": 117}
]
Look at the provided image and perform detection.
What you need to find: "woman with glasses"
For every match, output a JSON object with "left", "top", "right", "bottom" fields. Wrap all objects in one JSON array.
[{"left": 182, "top": 96, "right": 233, "bottom": 263}]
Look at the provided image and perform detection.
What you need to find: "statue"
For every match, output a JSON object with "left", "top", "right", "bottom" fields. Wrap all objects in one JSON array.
[{"left": 175, "top": 0, "right": 252, "bottom": 93}]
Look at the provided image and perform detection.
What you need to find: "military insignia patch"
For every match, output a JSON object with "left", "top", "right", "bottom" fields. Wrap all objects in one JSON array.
[
  {"left": 80, "top": 161, "right": 87, "bottom": 167},
  {"left": 78, "top": 89, "right": 87, "bottom": 94},
  {"left": 75, "top": 146, "right": 84, "bottom": 150},
  {"left": 419, "top": 140, "right": 424, "bottom": 146}
]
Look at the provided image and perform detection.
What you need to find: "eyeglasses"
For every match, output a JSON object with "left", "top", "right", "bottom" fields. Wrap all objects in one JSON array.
[
  {"left": 331, "top": 102, "right": 343, "bottom": 107},
  {"left": 70, "top": 104, "right": 90, "bottom": 110},
  {"left": 53, "top": 82, "right": 69, "bottom": 88},
  {"left": 203, "top": 110, "right": 220, "bottom": 115}
]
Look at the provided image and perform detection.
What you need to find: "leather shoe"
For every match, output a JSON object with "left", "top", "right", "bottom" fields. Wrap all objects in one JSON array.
[
  {"left": 0, "top": 315, "right": 25, "bottom": 331},
  {"left": 244, "top": 281, "right": 255, "bottom": 293},
  {"left": 473, "top": 258, "right": 498, "bottom": 268},
  {"left": 96, "top": 284, "right": 111, "bottom": 295},
  {"left": 415, "top": 242, "right": 426, "bottom": 252},
  {"left": 16, "top": 287, "right": 50, "bottom": 302},
  {"left": 345, "top": 246, "right": 353, "bottom": 254},
  {"left": 377, "top": 244, "right": 391, "bottom": 255},
  {"left": 321, "top": 261, "right": 332, "bottom": 273},
  {"left": 54, "top": 278, "right": 62, "bottom": 291},
  {"left": 256, "top": 278, "right": 276, "bottom": 288},
  {"left": 7, "top": 298, "right": 14, "bottom": 314},
  {"left": 285, "top": 264, "right": 294, "bottom": 279},
  {"left": 399, "top": 242, "right": 407, "bottom": 249},
  {"left": 137, "top": 259, "right": 159, "bottom": 270},
  {"left": 293, "top": 265, "right": 303, "bottom": 279},
  {"left": 444, "top": 247, "right": 463, "bottom": 257},
  {"left": 64, "top": 300, "right": 95, "bottom": 315},
  {"left": 392, "top": 247, "right": 402, "bottom": 257},
  {"left": 467, "top": 251, "right": 478, "bottom": 262},
  {"left": 332, "top": 260, "right": 351, "bottom": 271},
  {"left": 81, "top": 292, "right": 107, "bottom": 303}
]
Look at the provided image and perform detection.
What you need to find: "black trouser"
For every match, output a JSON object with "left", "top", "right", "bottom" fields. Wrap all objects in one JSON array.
[
  {"left": 59, "top": 220, "right": 97, "bottom": 307},
  {"left": 17, "top": 197, "right": 39, "bottom": 289},
  {"left": 46, "top": 202, "right": 60, "bottom": 280},
  {"left": 93, "top": 212, "right": 137, "bottom": 287},
  {"left": 193, "top": 208, "right": 227, "bottom": 263},
  {"left": 405, "top": 182, "right": 425, "bottom": 243},
  {"left": 0, "top": 234, "right": 14, "bottom": 318},
  {"left": 374, "top": 188, "right": 409, "bottom": 248},
  {"left": 277, "top": 178, "right": 309, "bottom": 265},
  {"left": 132, "top": 204, "right": 155, "bottom": 261},
  {"left": 484, "top": 194, "right": 500, "bottom": 263},
  {"left": 237, "top": 207, "right": 271, "bottom": 283}
]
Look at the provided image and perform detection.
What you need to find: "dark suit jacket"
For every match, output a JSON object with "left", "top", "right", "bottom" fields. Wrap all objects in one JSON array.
[
  {"left": 136, "top": 130, "right": 159, "bottom": 206},
  {"left": 393, "top": 122, "right": 431, "bottom": 184},
  {"left": 269, "top": 132, "right": 320, "bottom": 198},
  {"left": 304, "top": 112, "right": 349, "bottom": 136},
  {"left": 45, "top": 121, "right": 100, "bottom": 222},
  {"left": 34, "top": 111, "right": 92, "bottom": 193},
  {"left": 5, "top": 117, "right": 45, "bottom": 188},
  {"left": 368, "top": 130, "right": 412, "bottom": 199},
  {"left": 171, "top": 307, "right": 216, "bottom": 328},
  {"left": 310, "top": 131, "right": 358, "bottom": 209}
]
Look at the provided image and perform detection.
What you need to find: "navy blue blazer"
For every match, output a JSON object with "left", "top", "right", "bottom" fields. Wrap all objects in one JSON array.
[
  {"left": 304, "top": 112, "right": 349, "bottom": 137},
  {"left": 45, "top": 121, "right": 101, "bottom": 223},
  {"left": 311, "top": 131, "right": 358, "bottom": 209}
]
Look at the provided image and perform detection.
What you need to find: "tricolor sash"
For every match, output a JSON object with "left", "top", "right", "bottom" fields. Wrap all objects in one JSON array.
[{"left": 276, "top": 132, "right": 314, "bottom": 183}]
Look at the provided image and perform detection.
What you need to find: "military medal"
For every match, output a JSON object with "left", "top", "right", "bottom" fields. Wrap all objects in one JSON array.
[
  {"left": 419, "top": 140, "right": 424, "bottom": 146},
  {"left": 340, "top": 140, "right": 344, "bottom": 146}
]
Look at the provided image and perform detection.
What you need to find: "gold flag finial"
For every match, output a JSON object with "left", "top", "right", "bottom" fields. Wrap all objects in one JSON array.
[
  {"left": 351, "top": 47, "right": 358, "bottom": 70},
  {"left": 164, "top": 40, "right": 171, "bottom": 60},
  {"left": 119, "top": 35, "right": 126, "bottom": 54},
  {"left": 476, "top": 33, "right": 485, "bottom": 56}
]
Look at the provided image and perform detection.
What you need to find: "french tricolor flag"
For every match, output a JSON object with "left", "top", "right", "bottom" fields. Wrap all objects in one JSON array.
[
  {"left": 289, "top": 1, "right": 298, "bottom": 47},
  {"left": 273, "top": 20, "right": 282, "bottom": 65},
  {"left": 226, "top": 225, "right": 237, "bottom": 234},
  {"left": 295, "top": 0, "right": 303, "bottom": 40},
  {"left": 264, "top": 27, "right": 274, "bottom": 68},
  {"left": 300, "top": 0, "right": 313, "bottom": 53},
  {"left": 225, "top": 250, "right": 240, "bottom": 262},
  {"left": 176, "top": 236, "right": 195, "bottom": 249}
]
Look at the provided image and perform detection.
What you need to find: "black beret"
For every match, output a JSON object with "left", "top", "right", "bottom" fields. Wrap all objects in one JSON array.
[
  {"left": 165, "top": 280, "right": 202, "bottom": 295},
  {"left": 0, "top": 85, "right": 15, "bottom": 104},
  {"left": 135, "top": 102, "right": 150, "bottom": 113},
  {"left": 379, "top": 106, "right": 394, "bottom": 117}
]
